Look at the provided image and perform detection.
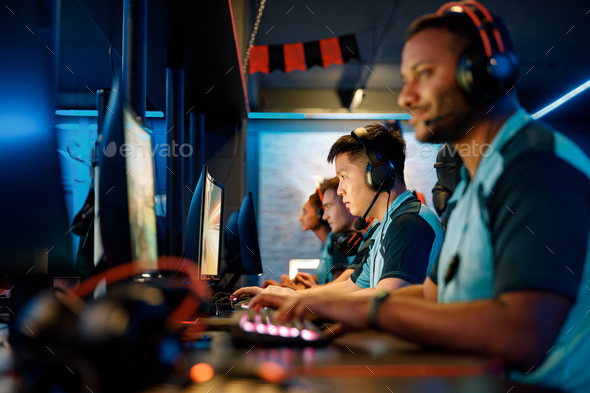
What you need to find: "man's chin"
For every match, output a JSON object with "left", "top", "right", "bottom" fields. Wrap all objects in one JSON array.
[{"left": 414, "top": 124, "right": 441, "bottom": 143}]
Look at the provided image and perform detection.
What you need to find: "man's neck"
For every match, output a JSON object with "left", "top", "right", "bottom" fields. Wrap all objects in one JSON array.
[
  {"left": 312, "top": 225, "right": 330, "bottom": 244},
  {"left": 371, "top": 183, "right": 407, "bottom": 223},
  {"left": 453, "top": 97, "right": 521, "bottom": 178}
]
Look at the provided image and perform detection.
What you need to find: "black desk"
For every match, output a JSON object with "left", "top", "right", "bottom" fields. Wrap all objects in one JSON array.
[
  {"left": 186, "top": 329, "right": 502, "bottom": 379},
  {"left": 151, "top": 327, "right": 559, "bottom": 393}
]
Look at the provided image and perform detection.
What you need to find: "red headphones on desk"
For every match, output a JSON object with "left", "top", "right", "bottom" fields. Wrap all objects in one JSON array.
[{"left": 12, "top": 257, "right": 207, "bottom": 393}]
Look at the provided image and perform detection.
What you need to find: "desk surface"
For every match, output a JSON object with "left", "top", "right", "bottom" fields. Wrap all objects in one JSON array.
[
  {"left": 186, "top": 329, "right": 502, "bottom": 379},
  {"left": 172, "top": 328, "right": 560, "bottom": 392}
]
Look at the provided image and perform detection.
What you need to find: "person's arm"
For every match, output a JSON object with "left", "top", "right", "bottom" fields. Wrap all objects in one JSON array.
[
  {"left": 294, "top": 278, "right": 358, "bottom": 295},
  {"left": 331, "top": 268, "right": 353, "bottom": 284},
  {"left": 347, "top": 277, "right": 411, "bottom": 297},
  {"left": 261, "top": 279, "right": 281, "bottom": 288},
  {"left": 232, "top": 286, "right": 264, "bottom": 297},
  {"left": 332, "top": 268, "right": 346, "bottom": 281},
  {"left": 261, "top": 290, "right": 570, "bottom": 371}
]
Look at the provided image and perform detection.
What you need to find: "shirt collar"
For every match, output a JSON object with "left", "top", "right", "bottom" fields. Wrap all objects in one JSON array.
[
  {"left": 384, "top": 190, "right": 414, "bottom": 217},
  {"left": 487, "top": 107, "right": 531, "bottom": 152},
  {"left": 457, "top": 108, "right": 531, "bottom": 185}
]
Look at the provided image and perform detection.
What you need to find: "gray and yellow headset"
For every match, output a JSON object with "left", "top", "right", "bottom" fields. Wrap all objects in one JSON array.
[
  {"left": 437, "top": 1, "right": 518, "bottom": 105},
  {"left": 351, "top": 127, "right": 396, "bottom": 193}
]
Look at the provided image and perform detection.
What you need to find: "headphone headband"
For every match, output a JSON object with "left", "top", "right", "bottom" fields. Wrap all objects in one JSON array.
[
  {"left": 435, "top": 0, "right": 517, "bottom": 103},
  {"left": 316, "top": 187, "right": 324, "bottom": 203},
  {"left": 351, "top": 127, "right": 384, "bottom": 168},
  {"left": 436, "top": 1, "right": 506, "bottom": 58}
]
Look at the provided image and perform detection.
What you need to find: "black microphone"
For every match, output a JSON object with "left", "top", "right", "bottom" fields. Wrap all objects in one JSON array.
[{"left": 354, "top": 182, "right": 386, "bottom": 231}]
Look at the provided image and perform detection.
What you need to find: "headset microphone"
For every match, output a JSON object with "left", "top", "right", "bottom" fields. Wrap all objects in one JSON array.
[{"left": 354, "top": 182, "right": 386, "bottom": 231}]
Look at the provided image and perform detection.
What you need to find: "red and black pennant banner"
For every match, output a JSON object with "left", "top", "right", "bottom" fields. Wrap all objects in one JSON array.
[{"left": 249, "top": 34, "right": 360, "bottom": 74}]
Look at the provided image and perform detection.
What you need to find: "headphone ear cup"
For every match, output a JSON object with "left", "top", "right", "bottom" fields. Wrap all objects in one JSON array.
[
  {"left": 12, "top": 289, "right": 86, "bottom": 391},
  {"left": 456, "top": 44, "right": 486, "bottom": 103},
  {"left": 365, "top": 163, "right": 379, "bottom": 193},
  {"left": 77, "top": 284, "right": 181, "bottom": 393},
  {"left": 317, "top": 207, "right": 324, "bottom": 222},
  {"left": 334, "top": 230, "right": 361, "bottom": 256},
  {"left": 456, "top": 44, "right": 518, "bottom": 104},
  {"left": 366, "top": 162, "right": 395, "bottom": 193}
]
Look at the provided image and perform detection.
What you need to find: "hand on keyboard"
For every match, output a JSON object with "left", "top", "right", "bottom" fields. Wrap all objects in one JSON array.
[
  {"left": 262, "top": 285, "right": 301, "bottom": 296},
  {"left": 231, "top": 307, "right": 326, "bottom": 345},
  {"left": 249, "top": 293, "right": 371, "bottom": 331}
]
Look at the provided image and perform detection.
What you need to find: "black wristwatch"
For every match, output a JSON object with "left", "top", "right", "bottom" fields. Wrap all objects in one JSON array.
[{"left": 368, "top": 290, "right": 391, "bottom": 330}]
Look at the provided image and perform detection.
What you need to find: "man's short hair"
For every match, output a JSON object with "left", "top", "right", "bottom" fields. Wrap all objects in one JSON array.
[
  {"left": 319, "top": 177, "right": 339, "bottom": 195},
  {"left": 327, "top": 121, "right": 405, "bottom": 184},
  {"left": 405, "top": 10, "right": 515, "bottom": 59}
]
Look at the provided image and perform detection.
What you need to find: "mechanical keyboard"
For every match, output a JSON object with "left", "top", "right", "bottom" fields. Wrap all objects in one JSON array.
[{"left": 230, "top": 308, "right": 327, "bottom": 346}]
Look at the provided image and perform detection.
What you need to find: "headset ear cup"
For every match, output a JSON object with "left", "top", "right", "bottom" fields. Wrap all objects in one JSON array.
[
  {"left": 457, "top": 43, "right": 518, "bottom": 104},
  {"left": 491, "top": 50, "right": 518, "bottom": 94},
  {"left": 12, "top": 289, "right": 86, "bottom": 391},
  {"left": 77, "top": 284, "right": 181, "bottom": 393},
  {"left": 371, "top": 163, "right": 395, "bottom": 191},
  {"left": 456, "top": 44, "right": 487, "bottom": 103},
  {"left": 365, "top": 163, "right": 378, "bottom": 192}
]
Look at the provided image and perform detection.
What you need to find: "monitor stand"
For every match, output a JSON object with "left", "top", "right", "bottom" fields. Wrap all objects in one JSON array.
[{"left": 213, "top": 253, "right": 245, "bottom": 294}]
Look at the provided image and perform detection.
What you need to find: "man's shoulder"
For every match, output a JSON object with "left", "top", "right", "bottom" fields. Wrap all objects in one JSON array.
[
  {"left": 382, "top": 208, "right": 436, "bottom": 247},
  {"left": 500, "top": 120, "right": 590, "bottom": 178},
  {"left": 494, "top": 122, "right": 590, "bottom": 198}
]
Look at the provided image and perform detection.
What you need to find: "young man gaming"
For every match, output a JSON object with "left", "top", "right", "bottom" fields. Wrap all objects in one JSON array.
[
  {"left": 255, "top": 178, "right": 359, "bottom": 290},
  {"left": 300, "top": 191, "right": 330, "bottom": 244},
  {"left": 262, "top": 191, "right": 332, "bottom": 289},
  {"left": 314, "top": 177, "right": 358, "bottom": 284},
  {"left": 250, "top": 3, "right": 590, "bottom": 392},
  {"left": 235, "top": 121, "right": 444, "bottom": 298}
]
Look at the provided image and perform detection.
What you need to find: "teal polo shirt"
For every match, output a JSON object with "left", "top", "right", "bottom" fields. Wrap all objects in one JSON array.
[
  {"left": 315, "top": 231, "right": 356, "bottom": 284},
  {"left": 428, "top": 108, "right": 590, "bottom": 392},
  {"left": 351, "top": 191, "right": 445, "bottom": 288}
]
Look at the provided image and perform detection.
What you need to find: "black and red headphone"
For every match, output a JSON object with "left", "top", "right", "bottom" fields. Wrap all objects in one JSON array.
[
  {"left": 437, "top": 1, "right": 518, "bottom": 104},
  {"left": 315, "top": 187, "right": 325, "bottom": 222},
  {"left": 333, "top": 216, "right": 376, "bottom": 256},
  {"left": 12, "top": 258, "right": 206, "bottom": 392}
]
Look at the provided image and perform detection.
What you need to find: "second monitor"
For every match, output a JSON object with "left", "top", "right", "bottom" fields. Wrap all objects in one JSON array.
[{"left": 185, "top": 165, "right": 224, "bottom": 280}]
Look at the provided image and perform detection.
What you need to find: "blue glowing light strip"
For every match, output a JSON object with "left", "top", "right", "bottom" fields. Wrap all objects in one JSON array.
[
  {"left": 55, "top": 110, "right": 164, "bottom": 118},
  {"left": 248, "top": 112, "right": 412, "bottom": 120},
  {"left": 531, "top": 79, "right": 590, "bottom": 119}
]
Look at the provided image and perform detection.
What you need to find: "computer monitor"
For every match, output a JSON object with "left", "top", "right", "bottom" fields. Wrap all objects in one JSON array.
[
  {"left": 185, "top": 165, "right": 225, "bottom": 280},
  {"left": 98, "top": 86, "right": 158, "bottom": 270},
  {"left": 0, "top": 2, "right": 73, "bottom": 278},
  {"left": 219, "top": 192, "right": 262, "bottom": 292}
]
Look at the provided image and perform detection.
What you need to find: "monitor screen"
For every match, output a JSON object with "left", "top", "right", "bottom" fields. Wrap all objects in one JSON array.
[
  {"left": 124, "top": 109, "right": 158, "bottom": 269},
  {"left": 185, "top": 165, "right": 224, "bottom": 280},
  {"left": 98, "top": 84, "right": 159, "bottom": 270},
  {"left": 200, "top": 172, "right": 224, "bottom": 277}
]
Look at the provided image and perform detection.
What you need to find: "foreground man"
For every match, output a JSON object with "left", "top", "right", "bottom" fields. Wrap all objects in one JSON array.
[{"left": 250, "top": 2, "right": 590, "bottom": 392}]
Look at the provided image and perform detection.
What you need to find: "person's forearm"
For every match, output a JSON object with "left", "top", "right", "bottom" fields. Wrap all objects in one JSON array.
[
  {"left": 331, "top": 269, "right": 353, "bottom": 284},
  {"left": 344, "top": 284, "right": 425, "bottom": 297},
  {"left": 348, "top": 287, "right": 377, "bottom": 297},
  {"left": 372, "top": 293, "right": 568, "bottom": 370},
  {"left": 390, "top": 284, "right": 424, "bottom": 298},
  {"left": 296, "top": 280, "right": 348, "bottom": 295}
]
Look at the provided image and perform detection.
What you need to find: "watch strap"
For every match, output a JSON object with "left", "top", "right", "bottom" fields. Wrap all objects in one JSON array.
[{"left": 368, "top": 289, "right": 390, "bottom": 330}]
